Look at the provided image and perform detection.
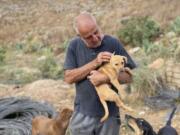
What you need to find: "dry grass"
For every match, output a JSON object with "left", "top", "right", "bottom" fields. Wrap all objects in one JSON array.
[{"left": 0, "top": 0, "right": 180, "bottom": 46}]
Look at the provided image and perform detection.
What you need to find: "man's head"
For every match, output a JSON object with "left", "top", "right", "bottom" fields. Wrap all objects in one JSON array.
[{"left": 74, "top": 12, "right": 103, "bottom": 48}]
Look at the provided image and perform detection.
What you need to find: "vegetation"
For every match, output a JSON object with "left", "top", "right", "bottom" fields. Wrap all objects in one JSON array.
[
  {"left": 0, "top": 8, "right": 179, "bottom": 100},
  {"left": 0, "top": 47, "right": 6, "bottom": 65},
  {"left": 170, "top": 16, "right": 180, "bottom": 35},
  {"left": 117, "top": 16, "right": 180, "bottom": 99},
  {"left": 117, "top": 16, "right": 161, "bottom": 47}
]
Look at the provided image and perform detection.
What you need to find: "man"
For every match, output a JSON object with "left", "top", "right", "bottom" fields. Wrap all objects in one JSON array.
[{"left": 64, "top": 12, "right": 136, "bottom": 135}]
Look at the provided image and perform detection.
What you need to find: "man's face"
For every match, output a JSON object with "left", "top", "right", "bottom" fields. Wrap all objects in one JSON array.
[{"left": 79, "top": 24, "right": 103, "bottom": 48}]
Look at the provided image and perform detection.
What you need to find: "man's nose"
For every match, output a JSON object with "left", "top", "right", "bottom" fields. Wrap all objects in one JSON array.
[{"left": 92, "top": 35, "right": 99, "bottom": 41}]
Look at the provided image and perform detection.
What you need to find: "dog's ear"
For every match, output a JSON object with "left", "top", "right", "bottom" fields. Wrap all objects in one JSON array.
[
  {"left": 60, "top": 108, "right": 73, "bottom": 118},
  {"left": 112, "top": 52, "right": 115, "bottom": 56},
  {"left": 122, "top": 56, "right": 127, "bottom": 64}
]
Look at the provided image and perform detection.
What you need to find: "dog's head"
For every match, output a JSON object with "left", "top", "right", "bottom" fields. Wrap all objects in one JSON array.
[
  {"left": 110, "top": 54, "right": 127, "bottom": 73},
  {"left": 59, "top": 108, "right": 73, "bottom": 121},
  {"left": 125, "top": 114, "right": 156, "bottom": 135},
  {"left": 158, "top": 126, "right": 178, "bottom": 135}
]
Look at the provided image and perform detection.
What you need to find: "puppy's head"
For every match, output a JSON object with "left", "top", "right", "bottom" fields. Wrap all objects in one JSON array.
[
  {"left": 110, "top": 54, "right": 127, "bottom": 73},
  {"left": 125, "top": 114, "right": 156, "bottom": 135},
  {"left": 59, "top": 107, "right": 73, "bottom": 121}
]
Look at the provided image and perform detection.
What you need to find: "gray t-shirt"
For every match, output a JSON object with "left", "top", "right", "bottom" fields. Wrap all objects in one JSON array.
[{"left": 64, "top": 35, "right": 136, "bottom": 117}]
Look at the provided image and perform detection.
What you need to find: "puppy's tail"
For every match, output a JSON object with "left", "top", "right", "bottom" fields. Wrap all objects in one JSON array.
[{"left": 166, "top": 106, "right": 177, "bottom": 126}]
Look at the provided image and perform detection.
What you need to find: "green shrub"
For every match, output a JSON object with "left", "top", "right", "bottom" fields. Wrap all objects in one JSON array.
[
  {"left": 144, "top": 41, "right": 178, "bottom": 60},
  {"left": 0, "top": 47, "right": 6, "bottom": 65},
  {"left": 174, "top": 45, "right": 180, "bottom": 62},
  {"left": 20, "top": 36, "right": 45, "bottom": 54},
  {"left": 0, "top": 67, "right": 41, "bottom": 84},
  {"left": 37, "top": 56, "right": 63, "bottom": 79},
  {"left": 131, "top": 67, "right": 159, "bottom": 98},
  {"left": 117, "top": 16, "right": 160, "bottom": 47},
  {"left": 61, "top": 39, "right": 69, "bottom": 51},
  {"left": 170, "top": 16, "right": 180, "bottom": 35}
]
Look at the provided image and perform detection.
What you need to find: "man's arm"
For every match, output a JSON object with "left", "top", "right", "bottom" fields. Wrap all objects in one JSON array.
[
  {"left": 64, "top": 59, "right": 98, "bottom": 84},
  {"left": 64, "top": 52, "right": 112, "bottom": 84}
]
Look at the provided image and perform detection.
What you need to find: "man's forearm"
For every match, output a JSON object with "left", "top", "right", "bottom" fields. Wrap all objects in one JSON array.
[{"left": 64, "top": 59, "right": 99, "bottom": 84}]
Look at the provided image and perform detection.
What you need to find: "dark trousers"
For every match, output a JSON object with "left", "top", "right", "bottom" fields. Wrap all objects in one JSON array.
[{"left": 69, "top": 111, "right": 120, "bottom": 135}]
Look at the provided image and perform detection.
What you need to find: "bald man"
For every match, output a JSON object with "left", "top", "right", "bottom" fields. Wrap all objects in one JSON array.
[{"left": 64, "top": 12, "right": 136, "bottom": 135}]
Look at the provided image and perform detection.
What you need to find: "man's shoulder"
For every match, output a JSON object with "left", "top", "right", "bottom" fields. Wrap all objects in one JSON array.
[
  {"left": 103, "top": 35, "right": 121, "bottom": 46},
  {"left": 103, "top": 35, "right": 123, "bottom": 48},
  {"left": 70, "top": 36, "right": 81, "bottom": 44},
  {"left": 104, "top": 35, "right": 118, "bottom": 41},
  {"left": 68, "top": 36, "right": 82, "bottom": 49}
]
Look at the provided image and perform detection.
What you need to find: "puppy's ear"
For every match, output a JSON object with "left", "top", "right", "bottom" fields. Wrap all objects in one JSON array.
[
  {"left": 60, "top": 108, "right": 73, "bottom": 118},
  {"left": 123, "top": 56, "right": 127, "bottom": 63}
]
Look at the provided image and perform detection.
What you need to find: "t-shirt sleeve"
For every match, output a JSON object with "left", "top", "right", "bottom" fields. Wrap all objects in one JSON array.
[
  {"left": 63, "top": 40, "right": 77, "bottom": 70},
  {"left": 114, "top": 39, "right": 136, "bottom": 69}
]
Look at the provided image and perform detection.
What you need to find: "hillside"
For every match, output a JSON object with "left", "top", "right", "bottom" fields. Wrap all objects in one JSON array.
[
  {"left": 0, "top": 0, "right": 180, "bottom": 45},
  {"left": 0, "top": 0, "right": 180, "bottom": 134}
]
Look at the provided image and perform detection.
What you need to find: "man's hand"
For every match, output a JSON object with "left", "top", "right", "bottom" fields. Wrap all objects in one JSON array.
[
  {"left": 87, "top": 70, "right": 110, "bottom": 86},
  {"left": 95, "top": 52, "right": 112, "bottom": 67},
  {"left": 118, "top": 68, "right": 133, "bottom": 84}
]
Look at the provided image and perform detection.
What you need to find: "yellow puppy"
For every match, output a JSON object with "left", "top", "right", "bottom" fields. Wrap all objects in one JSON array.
[
  {"left": 95, "top": 54, "right": 133, "bottom": 122},
  {"left": 32, "top": 108, "right": 73, "bottom": 135}
]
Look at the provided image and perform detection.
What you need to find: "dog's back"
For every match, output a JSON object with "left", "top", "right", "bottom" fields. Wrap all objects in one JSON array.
[
  {"left": 32, "top": 108, "right": 73, "bottom": 135},
  {"left": 32, "top": 116, "right": 53, "bottom": 135},
  {"left": 158, "top": 106, "right": 178, "bottom": 135}
]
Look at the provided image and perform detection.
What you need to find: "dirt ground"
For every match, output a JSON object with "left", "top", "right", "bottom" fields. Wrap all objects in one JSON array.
[{"left": 0, "top": 79, "right": 179, "bottom": 134}]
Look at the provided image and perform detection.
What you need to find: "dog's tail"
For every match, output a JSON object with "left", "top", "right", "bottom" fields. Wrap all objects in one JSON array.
[{"left": 166, "top": 106, "right": 177, "bottom": 126}]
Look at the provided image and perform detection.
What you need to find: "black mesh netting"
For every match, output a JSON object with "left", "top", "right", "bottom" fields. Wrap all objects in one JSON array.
[
  {"left": 0, "top": 97, "right": 57, "bottom": 135},
  {"left": 145, "top": 88, "right": 180, "bottom": 110}
]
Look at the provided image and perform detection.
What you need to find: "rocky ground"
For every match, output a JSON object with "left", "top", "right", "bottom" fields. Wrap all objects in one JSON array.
[{"left": 0, "top": 79, "right": 179, "bottom": 134}]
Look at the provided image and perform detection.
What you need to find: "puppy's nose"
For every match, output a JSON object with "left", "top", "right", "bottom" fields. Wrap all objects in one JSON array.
[
  {"left": 125, "top": 114, "right": 131, "bottom": 119},
  {"left": 125, "top": 114, "right": 135, "bottom": 120},
  {"left": 119, "top": 69, "right": 124, "bottom": 72}
]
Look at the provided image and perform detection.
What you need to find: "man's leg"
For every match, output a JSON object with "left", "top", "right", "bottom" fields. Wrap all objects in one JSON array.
[
  {"left": 95, "top": 116, "right": 121, "bottom": 135},
  {"left": 69, "top": 111, "right": 97, "bottom": 135}
]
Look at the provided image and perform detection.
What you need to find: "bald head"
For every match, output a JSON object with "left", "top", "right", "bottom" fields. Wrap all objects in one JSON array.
[
  {"left": 73, "top": 12, "right": 103, "bottom": 48},
  {"left": 74, "top": 12, "right": 97, "bottom": 35}
]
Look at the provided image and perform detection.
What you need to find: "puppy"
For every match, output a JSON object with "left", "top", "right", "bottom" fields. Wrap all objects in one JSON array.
[
  {"left": 95, "top": 54, "right": 133, "bottom": 122},
  {"left": 32, "top": 108, "right": 73, "bottom": 135},
  {"left": 125, "top": 106, "right": 178, "bottom": 135}
]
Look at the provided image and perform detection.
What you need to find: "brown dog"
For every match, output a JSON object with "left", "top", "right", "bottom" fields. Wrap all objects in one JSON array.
[
  {"left": 95, "top": 54, "right": 133, "bottom": 122},
  {"left": 32, "top": 108, "right": 73, "bottom": 135}
]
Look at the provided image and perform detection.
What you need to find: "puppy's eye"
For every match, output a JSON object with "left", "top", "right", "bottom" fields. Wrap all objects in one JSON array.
[
  {"left": 115, "top": 63, "right": 119, "bottom": 66},
  {"left": 121, "top": 62, "right": 124, "bottom": 65}
]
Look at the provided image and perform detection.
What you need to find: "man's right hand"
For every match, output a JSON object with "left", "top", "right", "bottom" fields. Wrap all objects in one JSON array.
[{"left": 95, "top": 52, "right": 112, "bottom": 67}]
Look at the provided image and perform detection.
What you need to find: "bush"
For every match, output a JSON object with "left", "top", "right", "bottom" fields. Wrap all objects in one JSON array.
[
  {"left": 170, "top": 16, "right": 180, "bottom": 35},
  {"left": 130, "top": 67, "right": 160, "bottom": 98},
  {"left": 0, "top": 67, "right": 41, "bottom": 84},
  {"left": 0, "top": 47, "right": 6, "bottom": 65},
  {"left": 117, "top": 16, "right": 161, "bottom": 47},
  {"left": 37, "top": 55, "right": 63, "bottom": 79},
  {"left": 146, "top": 42, "right": 175, "bottom": 58}
]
